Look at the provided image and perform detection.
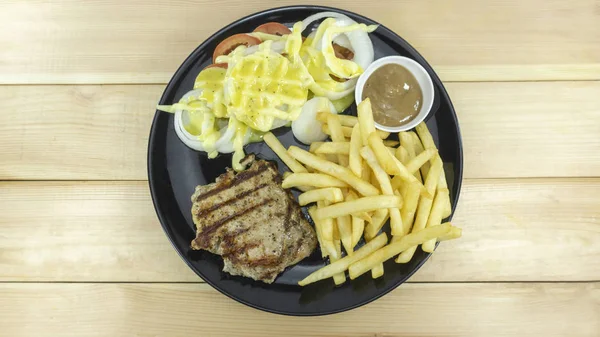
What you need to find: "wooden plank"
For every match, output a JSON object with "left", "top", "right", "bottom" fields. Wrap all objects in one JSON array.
[
  {"left": 446, "top": 81, "right": 600, "bottom": 179},
  {"left": 0, "top": 85, "right": 161, "bottom": 180},
  {"left": 0, "top": 0, "right": 598, "bottom": 84},
  {"left": 1, "top": 81, "right": 599, "bottom": 180},
  {"left": 1, "top": 179, "right": 598, "bottom": 282},
  {"left": 0, "top": 283, "right": 597, "bottom": 336}
]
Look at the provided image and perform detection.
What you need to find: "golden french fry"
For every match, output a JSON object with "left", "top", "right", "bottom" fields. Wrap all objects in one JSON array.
[
  {"left": 399, "top": 131, "right": 423, "bottom": 182},
  {"left": 351, "top": 215, "right": 365, "bottom": 248},
  {"left": 349, "top": 124, "right": 362, "bottom": 177},
  {"left": 282, "top": 173, "right": 348, "bottom": 189},
  {"left": 370, "top": 263, "right": 384, "bottom": 278},
  {"left": 263, "top": 132, "right": 308, "bottom": 173},
  {"left": 364, "top": 208, "right": 389, "bottom": 241},
  {"left": 282, "top": 172, "right": 311, "bottom": 192},
  {"left": 406, "top": 148, "right": 438, "bottom": 174},
  {"left": 396, "top": 156, "right": 443, "bottom": 262},
  {"left": 411, "top": 131, "right": 430, "bottom": 177},
  {"left": 288, "top": 146, "right": 379, "bottom": 197},
  {"left": 308, "top": 206, "right": 328, "bottom": 258},
  {"left": 415, "top": 123, "right": 436, "bottom": 149},
  {"left": 316, "top": 112, "right": 358, "bottom": 127},
  {"left": 368, "top": 132, "right": 419, "bottom": 185},
  {"left": 321, "top": 124, "right": 389, "bottom": 139},
  {"left": 399, "top": 181, "right": 421, "bottom": 235},
  {"left": 332, "top": 237, "right": 346, "bottom": 285},
  {"left": 348, "top": 223, "right": 461, "bottom": 279},
  {"left": 360, "top": 146, "right": 404, "bottom": 236},
  {"left": 383, "top": 140, "right": 400, "bottom": 147},
  {"left": 346, "top": 192, "right": 365, "bottom": 248},
  {"left": 395, "top": 146, "right": 410, "bottom": 165},
  {"left": 361, "top": 158, "right": 371, "bottom": 182},
  {"left": 353, "top": 212, "right": 372, "bottom": 223},
  {"left": 415, "top": 124, "right": 451, "bottom": 216},
  {"left": 327, "top": 114, "right": 349, "bottom": 166},
  {"left": 298, "top": 187, "right": 344, "bottom": 206},
  {"left": 309, "top": 142, "right": 351, "bottom": 155},
  {"left": 422, "top": 189, "right": 450, "bottom": 252},
  {"left": 358, "top": 98, "right": 376, "bottom": 146},
  {"left": 314, "top": 195, "right": 402, "bottom": 220},
  {"left": 298, "top": 233, "right": 388, "bottom": 286},
  {"left": 365, "top": 234, "right": 385, "bottom": 279},
  {"left": 337, "top": 214, "right": 353, "bottom": 255},
  {"left": 317, "top": 200, "right": 334, "bottom": 242}
]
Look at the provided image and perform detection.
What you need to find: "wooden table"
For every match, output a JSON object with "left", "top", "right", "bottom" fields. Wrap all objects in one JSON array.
[{"left": 1, "top": 1, "right": 598, "bottom": 336}]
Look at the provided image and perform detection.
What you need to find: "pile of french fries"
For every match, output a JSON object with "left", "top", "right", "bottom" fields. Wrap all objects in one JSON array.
[{"left": 263, "top": 98, "right": 462, "bottom": 286}]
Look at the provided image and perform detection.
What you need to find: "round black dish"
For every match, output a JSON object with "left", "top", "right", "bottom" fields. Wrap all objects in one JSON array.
[{"left": 148, "top": 5, "right": 463, "bottom": 316}]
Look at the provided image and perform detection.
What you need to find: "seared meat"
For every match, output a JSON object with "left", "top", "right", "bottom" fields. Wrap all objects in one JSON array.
[{"left": 190, "top": 156, "right": 317, "bottom": 283}]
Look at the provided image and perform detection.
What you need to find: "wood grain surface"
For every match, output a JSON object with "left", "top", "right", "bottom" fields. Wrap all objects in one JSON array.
[
  {"left": 0, "top": 283, "right": 598, "bottom": 337},
  {"left": 0, "top": 0, "right": 598, "bottom": 84},
  {"left": 1, "top": 81, "right": 599, "bottom": 180},
  {"left": 1, "top": 0, "right": 599, "bottom": 335},
  {"left": 1, "top": 179, "right": 598, "bottom": 282}
]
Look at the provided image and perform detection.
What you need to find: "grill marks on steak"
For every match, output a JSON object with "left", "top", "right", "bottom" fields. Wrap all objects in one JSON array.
[{"left": 190, "top": 157, "right": 317, "bottom": 283}]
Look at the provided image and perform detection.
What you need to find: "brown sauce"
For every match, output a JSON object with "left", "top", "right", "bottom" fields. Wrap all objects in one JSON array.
[{"left": 362, "top": 64, "right": 422, "bottom": 127}]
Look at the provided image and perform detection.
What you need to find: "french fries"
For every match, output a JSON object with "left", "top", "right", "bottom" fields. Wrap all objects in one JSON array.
[
  {"left": 298, "top": 187, "right": 344, "bottom": 206},
  {"left": 317, "top": 200, "right": 335, "bottom": 243},
  {"left": 349, "top": 125, "right": 362, "bottom": 177},
  {"left": 399, "top": 131, "right": 422, "bottom": 182},
  {"left": 264, "top": 98, "right": 460, "bottom": 286},
  {"left": 327, "top": 114, "right": 349, "bottom": 166},
  {"left": 368, "top": 132, "right": 419, "bottom": 185},
  {"left": 288, "top": 146, "right": 379, "bottom": 197},
  {"left": 282, "top": 173, "right": 348, "bottom": 189},
  {"left": 360, "top": 146, "right": 404, "bottom": 236},
  {"left": 298, "top": 233, "right": 388, "bottom": 286},
  {"left": 396, "top": 156, "right": 443, "bottom": 263},
  {"left": 282, "top": 172, "right": 311, "bottom": 192},
  {"left": 310, "top": 142, "right": 351, "bottom": 155},
  {"left": 411, "top": 131, "right": 430, "bottom": 177},
  {"left": 313, "top": 195, "right": 402, "bottom": 220},
  {"left": 364, "top": 208, "right": 389, "bottom": 241},
  {"left": 406, "top": 148, "right": 438, "bottom": 174},
  {"left": 337, "top": 214, "right": 353, "bottom": 256},
  {"left": 399, "top": 181, "right": 421, "bottom": 235},
  {"left": 346, "top": 191, "right": 365, "bottom": 248},
  {"left": 422, "top": 189, "right": 449, "bottom": 252},
  {"left": 321, "top": 124, "right": 389, "bottom": 139},
  {"left": 348, "top": 223, "right": 462, "bottom": 279},
  {"left": 316, "top": 112, "right": 358, "bottom": 127},
  {"left": 358, "top": 98, "right": 376, "bottom": 146},
  {"left": 264, "top": 132, "right": 307, "bottom": 173},
  {"left": 415, "top": 124, "right": 452, "bottom": 217}
]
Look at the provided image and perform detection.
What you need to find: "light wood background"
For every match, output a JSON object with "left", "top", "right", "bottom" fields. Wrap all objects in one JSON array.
[{"left": 0, "top": 0, "right": 598, "bottom": 336}]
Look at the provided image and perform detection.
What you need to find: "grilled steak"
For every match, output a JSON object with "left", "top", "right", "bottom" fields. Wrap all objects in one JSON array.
[{"left": 190, "top": 155, "right": 317, "bottom": 283}]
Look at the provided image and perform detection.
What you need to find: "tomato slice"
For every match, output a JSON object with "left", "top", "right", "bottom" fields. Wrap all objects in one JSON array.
[
  {"left": 212, "top": 34, "right": 261, "bottom": 62},
  {"left": 333, "top": 43, "right": 354, "bottom": 60},
  {"left": 253, "top": 22, "right": 292, "bottom": 36},
  {"left": 205, "top": 63, "right": 228, "bottom": 69}
]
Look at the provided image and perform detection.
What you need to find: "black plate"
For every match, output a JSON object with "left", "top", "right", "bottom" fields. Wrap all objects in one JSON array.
[{"left": 148, "top": 5, "right": 463, "bottom": 316}]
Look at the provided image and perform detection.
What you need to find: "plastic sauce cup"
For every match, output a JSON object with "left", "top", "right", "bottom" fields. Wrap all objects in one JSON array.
[{"left": 355, "top": 56, "right": 434, "bottom": 132}]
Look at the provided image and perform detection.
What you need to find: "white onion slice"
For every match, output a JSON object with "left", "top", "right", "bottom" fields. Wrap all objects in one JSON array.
[
  {"left": 174, "top": 109, "right": 205, "bottom": 151},
  {"left": 173, "top": 89, "right": 206, "bottom": 151},
  {"left": 292, "top": 97, "right": 337, "bottom": 144},
  {"left": 332, "top": 19, "right": 375, "bottom": 71},
  {"left": 301, "top": 11, "right": 352, "bottom": 31}
]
